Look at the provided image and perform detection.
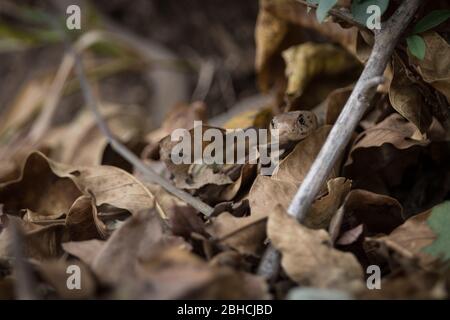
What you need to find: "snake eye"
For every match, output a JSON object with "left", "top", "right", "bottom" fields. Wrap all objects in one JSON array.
[{"left": 298, "top": 114, "right": 306, "bottom": 126}]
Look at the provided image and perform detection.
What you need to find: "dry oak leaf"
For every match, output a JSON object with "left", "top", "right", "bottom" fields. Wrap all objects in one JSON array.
[
  {"left": 324, "top": 85, "right": 353, "bottom": 125},
  {"left": 370, "top": 201, "right": 450, "bottom": 269},
  {"left": 63, "top": 210, "right": 269, "bottom": 299},
  {"left": 0, "top": 74, "right": 53, "bottom": 138},
  {"left": 282, "top": 43, "right": 359, "bottom": 101},
  {"left": 63, "top": 209, "right": 189, "bottom": 286},
  {"left": 159, "top": 125, "right": 256, "bottom": 203},
  {"left": 0, "top": 153, "right": 81, "bottom": 218},
  {"left": 372, "top": 211, "right": 435, "bottom": 267},
  {"left": 222, "top": 107, "right": 274, "bottom": 130},
  {"left": 36, "top": 260, "right": 97, "bottom": 299},
  {"left": 0, "top": 215, "right": 65, "bottom": 260},
  {"left": 273, "top": 126, "right": 341, "bottom": 184},
  {"left": 45, "top": 103, "right": 146, "bottom": 167},
  {"left": 261, "top": 0, "right": 358, "bottom": 57},
  {"left": 337, "top": 189, "right": 404, "bottom": 236},
  {"left": 255, "top": 5, "right": 289, "bottom": 92},
  {"left": 409, "top": 32, "right": 450, "bottom": 103},
  {"left": 133, "top": 247, "right": 270, "bottom": 300},
  {"left": 344, "top": 114, "right": 429, "bottom": 190},
  {"left": 268, "top": 205, "right": 364, "bottom": 291},
  {"left": 159, "top": 125, "right": 232, "bottom": 189},
  {"left": 38, "top": 152, "right": 154, "bottom": 216},
  {"left": 357, "top": 268, "right": 447, "bottom": 300},
  {"left": 0, "top": 152, "right": 156, "bottom": 239},
  {"left": 389, "top": 54, "right": 432, "bottom": 133},
  {"left": 143, "top": 101, "right": 207, "bottom": 158}
]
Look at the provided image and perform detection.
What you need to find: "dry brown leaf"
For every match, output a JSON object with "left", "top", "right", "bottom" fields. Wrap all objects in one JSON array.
[
  {"left": 268, "top": 205, "right": 363, "bottom": 291},
  {"left": 222, "top": 107, "right": 273, "bottom": 130},
  {"left": 0, "top": 75, "right": 52, "bottom": 138},
  {"left": 273, "top": 126, "right": 340, "bottom": 184},
  {"left": 261, "top": 0, "right": 358, "bottom": 56},
  {"left": 344, "top": 114, "right": 429, "bottom": 192},
  {"left": 65, "top": 196, "right": 100, "bottom": 241},
  {"left": 133, "top": 246, "right": 270, "bottom": 299},
  {"left": 325, "top": 86, "right": 353, "bottom": 125},
  {"left": 0, "top": 215, "right": 65, "bottom": 260},
  {"left": 0, "top": 151, "right": 156, "bottom": 242},
  {"left": 282, "top": 43, "right": 358, "bottom": 101},
  {"left": 36, "top": 260, "right": 97, "bottom": 299},
  {"left": 62, "top": 210, "right": 269, "bottom": 299},
  {"left": 309, "top": 178, "right": 352, "bottom": 229},
  {"left": 370, "top": 210, "right": 436, "bottom": 268},
  {"left": 0, "top": 153, "right": 82, "bottom": 218},
  {"left": 159, "top": 125, "right": 230, "bottom": 188},
  {"left": 389, "top": 55, "right": 432, "bottom": 133},
  {"left": 80, "top": 209, "right": 188, "bottom": 285},
  {"left": 62, "top": 239, "right": 105, "bottom": 266},
  {"left": 339, "top": 189, "right": 404, "bottom": 235},
  {"left": 408, "top": 32, "right": 450, "bottom": 103},
  {"left": 45, "top": 103, "right": 146, "bottom": 167},
  {"left": 166, "top": 205, "right": 207, "bottom": 240},
  {"left": 255, "top": 5, "right": 289, "bottom": 92},
  {"left": 39, "top": 152, "right": 155, "bottom": 218},
  {"left": 358, "top": 268, "right": 447, "bottom": 300},
  {"left": 159, "top": 125, "right": 256, "bottom": 203},
  {"left": 144, "top": 101, "right": 208, "bottom": 158}
]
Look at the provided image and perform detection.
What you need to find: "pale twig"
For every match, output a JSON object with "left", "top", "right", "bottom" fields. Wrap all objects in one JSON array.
[
  {"left": 258, "top": 0, "right": 423, "bottom": 279},
  {"left": 72, "top": 48, "right": 214, "bottom": 217},
  {"left": 191, "top": 59, "right": 215, "bottom": 102}
]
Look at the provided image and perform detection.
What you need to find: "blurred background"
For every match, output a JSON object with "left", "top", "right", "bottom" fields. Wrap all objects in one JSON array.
[{"left": 0, "top": 0, "right": 259, "bottom": 127}]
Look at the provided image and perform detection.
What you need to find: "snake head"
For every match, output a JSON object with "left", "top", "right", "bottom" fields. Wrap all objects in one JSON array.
[{"left": 270, "top": 111, "right": 318, "bottom": 145}]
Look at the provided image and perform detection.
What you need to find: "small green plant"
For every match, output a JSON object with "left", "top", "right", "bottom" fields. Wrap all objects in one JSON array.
[
  {"left": 407, "top": 10, "right": 450, "bottom": 60},
  {"left": 307, "top": 1, "right": 450, "bottom": 60}
]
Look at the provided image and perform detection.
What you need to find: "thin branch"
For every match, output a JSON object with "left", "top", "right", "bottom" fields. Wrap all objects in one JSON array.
[
  {"left": 191, "top": 59, "right": 215, "bottom": 102},
  {"left": 295, "top": 0, "right": 367, "bottom": 30},
  {"left": 72, "top": 48, "right": 214, "bottom": 217},
  {"left": 292, "top": 76, "right": 385, "bottom": 222},
  {"left": 258, "top": 0, "right": 422, "bottom": 279}
]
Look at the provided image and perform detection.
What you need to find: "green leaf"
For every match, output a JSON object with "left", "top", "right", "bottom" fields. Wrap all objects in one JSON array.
[
  {"left": 316, "top": 0, "right": 338, "bottom": 23},
  {"left": 423, "top": 201, "right": 450, "bottom": 261},
  {"left": 413, "top": 10, "right": 450, "bottom": 34},
  {"left": 407, "top": 35, "right": 426, "bottom": 60},
  {"left": 350, "top": 0, "right": 389, "bottom": 26}
]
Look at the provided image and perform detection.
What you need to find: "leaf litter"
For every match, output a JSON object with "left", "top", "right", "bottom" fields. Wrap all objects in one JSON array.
[{"left": 0, "top": 0, "right": 450, "bottom": 300}]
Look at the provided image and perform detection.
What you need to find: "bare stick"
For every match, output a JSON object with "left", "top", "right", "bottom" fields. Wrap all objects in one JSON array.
[
  {"left": 258, "top": 0, "right": 422, "bottom": 279},
  {"left": 191, "top": 59, "right": 215, "bottom": 102},
  {"left": 72, "top": 49, "right": 214, "bottom": 217},
  {"left": 289, "top": 76, "right": 384, "bottom": 219}
]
